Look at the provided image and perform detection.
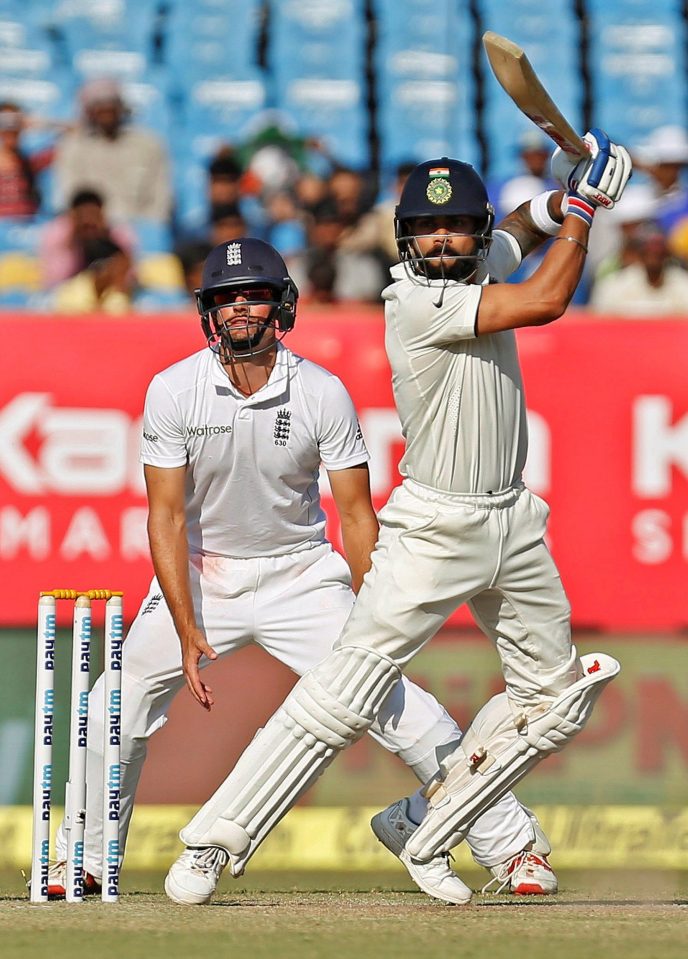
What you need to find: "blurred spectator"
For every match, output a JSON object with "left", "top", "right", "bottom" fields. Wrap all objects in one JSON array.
[
  {"left": 294, "top": 171, "right": 329, "bottom": 211},
  {"left": 305, "top": 255, "right": 337, "bottom": 304},
  {"left": 176, "top": 147, "right": 250, "bottom": 244},
  {"left": 209, "top": 203, "right": 248, "bottom": 247},
  {"left": 238, "top": 110, "right": 329, "bottom": 195},
  {"left": 39, "top": 189, "right": 136, "bottom": 289},
  {"left": 263, "top": 189, "right": 306, "bottom": 258},
  {"left": 176, "top": 240, "right": 213, "bottom": 299},
  {"left": 54, "top": 78, "right": 172, "bottom": 224},
  {"left": 497, "top": 130, "right": 557, "bottom": 219},
  {"left": 208, "top": 150, "right": 243, "bottom": 209},
  {"left": 590, "top": 223, "right": 688, "bottom": 315},
  {"left": 329, "top": 167, "right": 375, "bottom": 224},
  {"left": 335, "top": 162, "right": 415, "bottom": 270},
  {"left": 51, "top": 236, "right": 134, "bottom": 314},
  {"left": 0, "top": 102, "right": 53, "bottom": 217},
  {"left": 633, "top": 126, "right": 688, "bottom": 232},
  {"left": 494, "top": 132, "right": 560, "bottom": 288},
  {"left": 294, "top": 196, "right": 386, "bottom": 302},
  {"left": 592, "top": 185, "right": 659, "bottom": 282}
]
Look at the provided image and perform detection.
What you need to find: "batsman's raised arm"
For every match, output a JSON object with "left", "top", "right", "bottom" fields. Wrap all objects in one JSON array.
[
  {"left": 495, "top": 190, "right": 566, "bottom": 259},
  {"left": 477, "top": 129, "right": 632, "bottom": 335}
]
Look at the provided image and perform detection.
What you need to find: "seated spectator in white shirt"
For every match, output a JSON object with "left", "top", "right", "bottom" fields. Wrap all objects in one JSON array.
[
  {"left": 54, "top": 78, "right": 172, "bottom": 224},
  {"left": 590, "top": 223, "right": 688, "bottom": 316}
]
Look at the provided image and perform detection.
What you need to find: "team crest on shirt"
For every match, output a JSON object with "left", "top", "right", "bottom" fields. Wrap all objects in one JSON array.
[
  {"left": 274, "top": 408, "right": 291, "bottom": 446},
  {"left": 142, "top": 594, "right": 163, "bottom": 615}
]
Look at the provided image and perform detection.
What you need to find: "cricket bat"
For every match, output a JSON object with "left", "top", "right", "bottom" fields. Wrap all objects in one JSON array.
[{"left": 482, "top": 31, "right": 588, "bottom": 160}]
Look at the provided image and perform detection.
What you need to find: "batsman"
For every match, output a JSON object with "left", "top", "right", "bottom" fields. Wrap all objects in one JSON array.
[{"left": 167, "top": 131, "right": 632, "bottom": 903}]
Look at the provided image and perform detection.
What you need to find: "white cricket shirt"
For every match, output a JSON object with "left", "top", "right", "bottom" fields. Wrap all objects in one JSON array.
[
  {"left": 140, "top": 343, "right": 369, "bottom": 558},
  {"left": 383, "top": 230, "right": 526, "bottom": 495}
]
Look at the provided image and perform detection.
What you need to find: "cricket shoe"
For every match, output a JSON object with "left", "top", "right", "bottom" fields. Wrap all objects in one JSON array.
[
  {"left": 31, "top": 860, "right": 102, "bottom": 899},
  {"left": 482, "top": 850, "right": 558, "bottom": 896},
  {"left": 164, "top": 846, "right": 230, "bottom": 905},
  {"left": 371, "top": 799, "right": 472, "bottom": 905}
]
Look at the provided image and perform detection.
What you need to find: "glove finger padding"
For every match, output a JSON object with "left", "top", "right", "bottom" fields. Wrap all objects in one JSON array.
[
  {"left": 551, "top": 145, "right": 582, "bottom": 189},
  {"left": 572, "top": 131, "right": 632, "bottom": 210}
]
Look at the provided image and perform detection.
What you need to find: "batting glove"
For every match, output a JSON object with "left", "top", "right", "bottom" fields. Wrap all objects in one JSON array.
[{"left": 553, "top": 130, "right": 632, "bottom": 225}]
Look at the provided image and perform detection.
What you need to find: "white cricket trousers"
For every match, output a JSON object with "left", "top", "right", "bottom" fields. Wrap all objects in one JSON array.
[
  {"left": 55, "top": 542, "right": 536, "bottom": 876},
  {"left": 337, "top": 480, "right": 578, "bottom": 704}
]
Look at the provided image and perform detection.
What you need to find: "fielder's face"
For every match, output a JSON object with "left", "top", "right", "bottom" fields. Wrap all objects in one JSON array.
[
  {"left": 407, "top": 214, "right": 479, "bottom": 277},
  {"left": 211, "top": 287, "right": 278, "bottom": 356}
]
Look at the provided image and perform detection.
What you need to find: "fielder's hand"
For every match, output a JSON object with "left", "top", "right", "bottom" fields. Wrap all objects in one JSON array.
[
  {"left": 180, "top": 625, "right": 218, "bottom": 710},
  {"left": 551, "top": 129, "right": 632, "bottom": 210}
]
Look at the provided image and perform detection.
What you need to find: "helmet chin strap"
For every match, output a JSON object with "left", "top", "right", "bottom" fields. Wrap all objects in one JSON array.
[{"left": 204, "top": 303, "right": 283, "bottom": 363}]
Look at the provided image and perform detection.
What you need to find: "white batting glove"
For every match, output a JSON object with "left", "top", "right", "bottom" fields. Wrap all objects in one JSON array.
[
  {"left": 553, "top": 129, "right": 632, "bottom": 214},
  {"left": 551, "top": 142, "right": 586, "bottom": 187}
]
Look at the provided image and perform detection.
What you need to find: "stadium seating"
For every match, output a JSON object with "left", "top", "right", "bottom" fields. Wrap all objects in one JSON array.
[
  {"left": 373, "top": 0, "right": 478, "bottom": 172},
  {"left": 164, "top": 0, "right": 263, "bottom": 82},
  {"left": 267, "top": 0, "right": 369, "bottom": 168},
  {"left": 479, "top": 0, "right": 583, "bottom": 180},
  {"left": 47, "top": 0, "right": 159, "bottom": 62},
  {"left": 586, "top": 0, "right": 687, "bottom": 148},
  {"left": 0, "top": 218, "right": 43, "bottom": 303}
]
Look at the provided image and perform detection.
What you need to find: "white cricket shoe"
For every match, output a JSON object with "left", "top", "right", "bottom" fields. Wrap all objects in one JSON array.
[
  {"left": 164, "top": 846, "right": 230, "bottom": 905},
  {"left": 371, "top": 799, "right": 472, "bottom": 905},
  {"left": 482, "top": 850, "right": 558, "bottom": 895}
]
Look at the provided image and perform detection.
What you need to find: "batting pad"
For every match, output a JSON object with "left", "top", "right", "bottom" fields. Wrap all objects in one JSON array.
[
  {"left": 180, "top": 646, "right": 401, "bottom": 873},
  {"left": 406, "top": 652, "right": 620, "bottom": 861}
]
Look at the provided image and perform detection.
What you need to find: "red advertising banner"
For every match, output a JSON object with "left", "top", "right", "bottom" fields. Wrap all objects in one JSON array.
[{"left": 0, "top": 311, "right": 686, "bottom": 629}]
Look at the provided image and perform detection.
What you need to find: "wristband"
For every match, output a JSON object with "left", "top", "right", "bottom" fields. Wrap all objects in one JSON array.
[
  {"left": 563, "top": 193, "right": 596, "bottom": 227},
  {"left": 529, "top": 190, "right": 562, "bottom": 235}
]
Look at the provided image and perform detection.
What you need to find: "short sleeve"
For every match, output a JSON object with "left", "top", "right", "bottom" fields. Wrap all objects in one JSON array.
[
  {"left": 390, "top": 282, "right": 483, "bottom": 347},
  {"left": 316, "top": 376, "right": 370, "bottom": 470},
  {"left": 140, "top": 375, "right": 187, "bottom": 467},
  {"left": 486, "top": 230, "right": 523, "bottom": 282}
]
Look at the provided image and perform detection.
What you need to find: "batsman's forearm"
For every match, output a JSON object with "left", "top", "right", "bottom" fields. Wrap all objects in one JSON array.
[
  {"left": 522, "top": 214, "right": 590, "bottom": 316},
  {"left": 499, "top": 190, "right": 566, "bottom": 256},
  {"left": 147, "top": 513, "right": 197, "bottom": 636}
]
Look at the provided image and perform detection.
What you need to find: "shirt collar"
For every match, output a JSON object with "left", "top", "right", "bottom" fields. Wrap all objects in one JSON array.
[{"left": 211, "top": 341, "right": 291, "bottom": 404}]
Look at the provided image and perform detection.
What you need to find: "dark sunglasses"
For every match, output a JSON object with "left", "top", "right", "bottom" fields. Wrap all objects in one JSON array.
[{"left": 212, "top": 286, "right": 278, "bottom": 305}]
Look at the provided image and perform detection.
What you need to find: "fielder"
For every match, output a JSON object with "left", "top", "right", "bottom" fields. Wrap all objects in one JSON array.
[
  {"left": 165, "top": 133, "right": 632, "bottom": 903},
  {"left": 44, "top": 238, "right": 557, "bottom": 903}
]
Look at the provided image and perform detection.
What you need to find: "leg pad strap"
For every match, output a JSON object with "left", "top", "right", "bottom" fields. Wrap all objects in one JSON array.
[{"left": 406, "top": 653, "right": 619, "bottom": 860}]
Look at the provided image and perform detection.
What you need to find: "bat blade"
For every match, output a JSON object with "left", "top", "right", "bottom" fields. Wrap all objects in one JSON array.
[{"left": 482, "top": 31, "right": 587, "bottom": 159}]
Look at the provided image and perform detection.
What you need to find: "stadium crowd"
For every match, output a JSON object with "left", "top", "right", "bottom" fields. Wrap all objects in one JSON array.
[{"left": 0, "top": 0, "right": 688, "bottom": 315}]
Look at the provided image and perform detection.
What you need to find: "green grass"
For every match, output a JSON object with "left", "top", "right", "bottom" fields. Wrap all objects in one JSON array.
[{"left": 2, "top": 870, "right": 687, "bottom": 959}]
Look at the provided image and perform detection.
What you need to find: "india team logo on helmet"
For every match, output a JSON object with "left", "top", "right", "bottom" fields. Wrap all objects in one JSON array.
[
  {"left": 426, "top": 167, "right": 453, "bottom": 205},
  {"left": 395, "top": 157, "right": 495, "bottom": 283}
]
